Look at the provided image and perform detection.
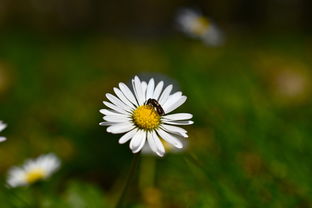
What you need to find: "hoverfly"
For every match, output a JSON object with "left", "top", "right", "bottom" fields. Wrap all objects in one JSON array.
[{"left": 146, "top": 98, "right": 165, "bottom": 116}]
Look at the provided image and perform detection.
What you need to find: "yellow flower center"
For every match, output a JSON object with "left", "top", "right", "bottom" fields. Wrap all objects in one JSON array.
[
  {"left": 193, "top": 17, "right": 210, "bottom": 35},
  {"left": 25, "top": 168, "right": 46, "bottom": 184},
  {"left": 132, "top": 105, "right": 160, "bottom": 130}
]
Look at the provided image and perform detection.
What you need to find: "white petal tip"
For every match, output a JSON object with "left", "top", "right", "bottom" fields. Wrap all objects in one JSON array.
[
  {"left": 99, "top": 122, "right": 111, "bottom": 126},
  {"left": 156, "top": 152, "right": 165, "bottom": 157},
  {"left": 176, "top": 144, "right": 183, "bottom": 149},
  {"left": 132, "top": 149, "right": 141, "bottom": 154}
]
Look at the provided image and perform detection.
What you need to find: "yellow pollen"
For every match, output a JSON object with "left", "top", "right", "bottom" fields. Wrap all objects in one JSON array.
[
  {"left": 193, "top": 17, "right": 210, "bottom": 35},
  {"left": 25, "top": 168, "right": 46, "bottom": 184},
  {"left": 132, "top": 105, "right": 161, "bottom": 130}
]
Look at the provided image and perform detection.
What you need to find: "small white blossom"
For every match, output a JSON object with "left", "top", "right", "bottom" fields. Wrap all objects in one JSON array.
[
  {"left": 100, "top": 76, "right": 193, "bottom": 157},
  {"left": 177, "top": 8, "right": 224, "bottom": 46},
  {"left": 7, "top": 153, "right": 61, "bottom": 187}
]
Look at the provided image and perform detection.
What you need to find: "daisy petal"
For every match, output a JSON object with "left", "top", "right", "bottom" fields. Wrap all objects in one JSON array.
[
  {"left": 119, "top": 82, "right": 139, "bottom": 106},
  {"left": 100, "top": 109, "right": 124, "bottom": 116},
  {"left": 163, "top": 113, "right": 193, "bottom": 121},
  {"left": 7, "top": 168, "right": 26, "bottom": 187},
  {"left": 147, "top": 131, "right": 158, "bottom": 154},
  {"left": 106, "top": 93, "right": 133, "bottom": 112},
  {"left": 119, "top": 128, "right": 138, "bottom": 144},
  {"left": 156, "top": 129, "right": 183, "bottom": 149},
  {"left": 151, "top": 130, "right": 165, "bottom": 157},
  {"left": 160, "top": 124, "right": 188, "bottom": 138},
  {"left": 103, "top": 101, "right": 128, "bottom": 114},
  {"left": 159, "top": 84, "right": 173, "bottom": 106},
  {"left": 163, "top": 120, "right": 194, "bottom": 125},
  {"left": 146, "top": 78, "right": 155, "bottom": 99},
  {"left": 132, "top": 76, "right": 145, "bottom": 105},
  {"left": 103, "top": 115, "right": 131, "bottom": 122},
  {"left": 130, "top": 130, "right": 146, "bottom": 153},
  {"left": 99, "top": 121, "right": 118, "bottom": 126},
  {"left": 152, "top": 81, "right": 164, "bottom": 100},
  {"left": 141, "top": 81, "right": 147, "bottom": 97},
  {"left": 0, "top": 137, "right": 6, "bottom": 142},
  {"left": 107, "top": 123, "right": 134, "bottom": 134},
  {"left": 162, "top": 91, "right": 182, "bottom": 112},
  {"left": 113, "top": 87, "right": 136, "bottom": 109},
  {"left": 164, "top": 96, "right": 187, "bottom": 114},
  {"left": 0, "top": 122, "right": 6, "bottom": 131}
]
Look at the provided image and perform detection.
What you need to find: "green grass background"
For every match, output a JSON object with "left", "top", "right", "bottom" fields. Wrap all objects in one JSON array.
[{"left": 0, "top": 32, "right": 312, "bottom": 207}]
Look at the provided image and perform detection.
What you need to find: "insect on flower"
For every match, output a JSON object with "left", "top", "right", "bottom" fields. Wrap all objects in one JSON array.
[
  {"left": 99, "top": 76, "right": 193, "bottom": 157},
  {"left": 146, "top": 98, "right": 165, "bottom": 116}
]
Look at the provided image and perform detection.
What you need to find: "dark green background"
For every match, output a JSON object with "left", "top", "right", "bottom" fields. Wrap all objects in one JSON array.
[{"left": 0, "top": 0, "right": 312, "bottom": 207}]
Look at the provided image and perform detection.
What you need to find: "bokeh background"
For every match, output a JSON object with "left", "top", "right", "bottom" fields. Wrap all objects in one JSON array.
[{"left": 0, "top": 0, "right": 312, "bottom": 207}]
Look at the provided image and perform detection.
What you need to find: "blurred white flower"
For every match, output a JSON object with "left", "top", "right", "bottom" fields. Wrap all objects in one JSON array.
[
  {"left": 176, "top": 8, "right": 224, "bottom": 46},
  {"left": 7, "top": 153, "right": 61, "bottom": 187},
  {"left": 100, "top": 76, "right": 193, "bottom": 157},
  {"left": 0, "top": 121, "right": 7, "bottom": 142}
]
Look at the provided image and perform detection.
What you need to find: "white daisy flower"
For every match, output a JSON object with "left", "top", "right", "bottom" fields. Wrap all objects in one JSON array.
[
  {"left": 176, "top": 8, "right": 224, "bottom": 46},
  {"left": 7, "top": 153, "right": 61, "bottom": 187},
  {"left": 0, "top": 121, "right": 7, "bottom": 142},
  {"left": 99, "top": 76, "right": 193, "bottom": 157}
]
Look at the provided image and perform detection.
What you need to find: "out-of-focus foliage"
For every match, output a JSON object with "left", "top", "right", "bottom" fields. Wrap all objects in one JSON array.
[
  {"left": 0, "top": 0, "right": 311, "bottom": 33},
  {"left": 0, "top": 32, "right": 312, "bottom": 207}
]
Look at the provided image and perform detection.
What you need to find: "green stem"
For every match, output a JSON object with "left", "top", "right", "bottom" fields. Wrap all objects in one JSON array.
[
  {"left": 32, "top": 183, "right": 42, "bottom": 208},
  {"left": 5, "top": 184, "right": 32, "bottom": 208},
  {"left": 115, "top": 153, "right": 140, "bottom": 208},
  {"left": 139, "top": 156, "right": 156, "bottom": 190}
]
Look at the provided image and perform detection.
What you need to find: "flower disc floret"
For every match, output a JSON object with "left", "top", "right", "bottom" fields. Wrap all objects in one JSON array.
[
  {"left": 132, "top": 105, "right": 160, "bottom": 130},
  {"left": 25, "top": 168, "right": 45, "bottom": 184},
  {"left": 193, "top": 17, "right": 210, "bottom": 35}
]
